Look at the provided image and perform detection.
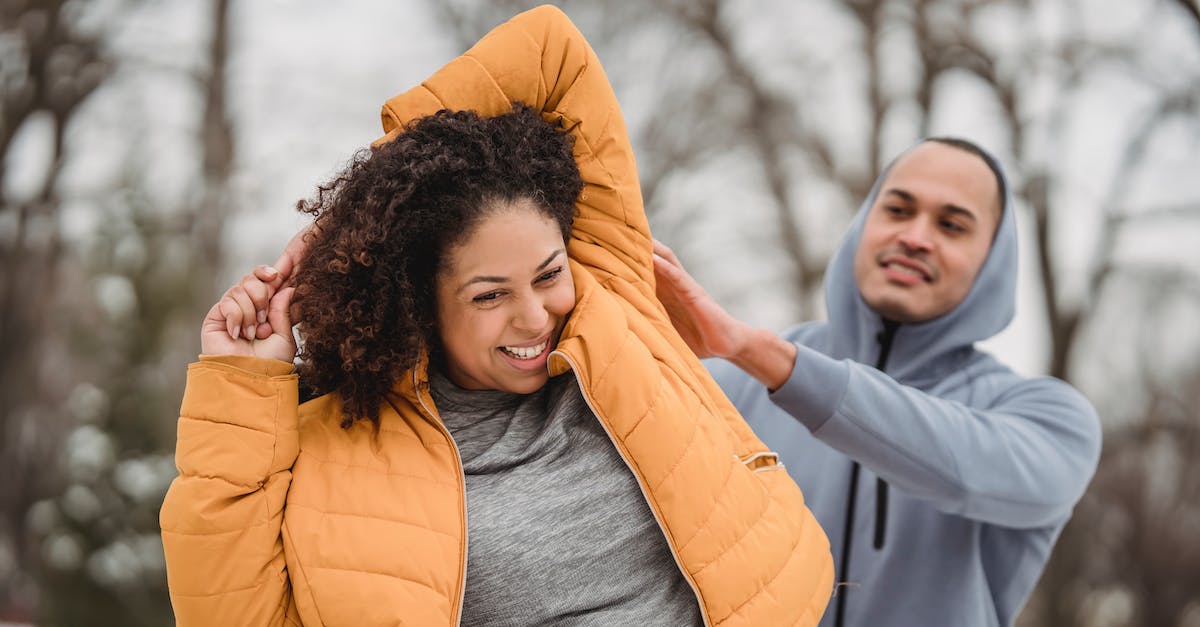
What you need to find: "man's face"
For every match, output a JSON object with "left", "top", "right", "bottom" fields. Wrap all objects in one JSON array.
[{"left": 853, "top": 142, "right": 1002, "bottom": 323}]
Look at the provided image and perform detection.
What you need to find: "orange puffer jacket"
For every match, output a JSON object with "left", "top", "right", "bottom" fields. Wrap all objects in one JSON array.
[{"left": 160, "top": 6, "right": 832, "bottom": 626}]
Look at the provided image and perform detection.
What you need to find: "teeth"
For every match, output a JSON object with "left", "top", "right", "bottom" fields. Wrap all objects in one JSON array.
[
  {"left": 886, "top": 262, "right": 923, "bottom": 278},
  {"left": 501, "top": 340, "right": 548, "bottom": 360}
]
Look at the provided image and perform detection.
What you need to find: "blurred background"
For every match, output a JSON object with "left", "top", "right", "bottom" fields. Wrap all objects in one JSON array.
[{"left": 2, "top": 0, "right": 1198, "bottom": 625}]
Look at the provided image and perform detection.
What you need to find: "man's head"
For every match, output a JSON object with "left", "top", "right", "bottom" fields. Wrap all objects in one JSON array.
[{"left": 852, "top": 138, "right": 1006, "bottom": 323}]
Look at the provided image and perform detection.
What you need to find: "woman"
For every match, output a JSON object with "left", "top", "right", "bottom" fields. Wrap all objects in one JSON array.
[{"left": 161, "top": 6, "right": 831, "bottom": 626}]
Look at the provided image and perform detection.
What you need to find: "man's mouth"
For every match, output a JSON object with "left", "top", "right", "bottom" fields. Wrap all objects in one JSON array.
[{"left": 879, "top": 256, "right": 933, "bottom": 282}]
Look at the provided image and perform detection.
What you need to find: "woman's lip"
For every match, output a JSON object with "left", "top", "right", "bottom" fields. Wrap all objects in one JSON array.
[{"left": 499, "top": 331, "right": 554, "bottom": 350}]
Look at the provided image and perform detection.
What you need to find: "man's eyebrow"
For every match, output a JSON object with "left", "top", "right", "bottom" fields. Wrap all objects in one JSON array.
[
  {"left": 884, "top": 189, "right": 916, "bottom": 203},
  {"left": 457, "top": 249, "right": 565, "bottom": 293},
  {"left": 943, "top": 204, "right": 978, "bottom": 223}
]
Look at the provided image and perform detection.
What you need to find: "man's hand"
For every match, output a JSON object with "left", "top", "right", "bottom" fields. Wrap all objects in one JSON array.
[
  {"left": 652, "top": 239, "right": 750, "bottom": 359},
  {"left": 653, "top": 239, "right": 799, "bottom": 391}
]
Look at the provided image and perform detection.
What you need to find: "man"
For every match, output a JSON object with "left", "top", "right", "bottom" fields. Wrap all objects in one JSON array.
[{"left": 652, "top": 138, "right": 1101, "bottom": 627}]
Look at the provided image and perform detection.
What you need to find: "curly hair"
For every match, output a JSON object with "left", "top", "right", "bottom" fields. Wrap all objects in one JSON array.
[{"left": 291, "top": 104, "right": 583, "bottom": 427}]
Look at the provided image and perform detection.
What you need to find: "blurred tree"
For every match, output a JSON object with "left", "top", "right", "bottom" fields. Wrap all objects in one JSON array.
[
  {"left": 1, "top": 0, "right": 112, "bottom": 619},
  {"left": 2, "top": 0, "right": 235, "bottom": 624}
]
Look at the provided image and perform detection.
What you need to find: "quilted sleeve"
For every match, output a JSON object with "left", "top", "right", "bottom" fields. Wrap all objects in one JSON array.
[
  {"left": 160, "top": 355, "right": 302, "bottom": 626},
  {"left": 375, "top": 4, "right": 653, "bottom": 292}
]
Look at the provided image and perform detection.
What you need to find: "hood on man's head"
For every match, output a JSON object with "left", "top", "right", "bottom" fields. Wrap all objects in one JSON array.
[{"left": 820, "top": 137, "right": 1018, "bottom": 382}]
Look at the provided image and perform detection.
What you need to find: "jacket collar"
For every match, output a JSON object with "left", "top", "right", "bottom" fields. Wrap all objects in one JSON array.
[{"left": 548, "top": 258, "right": 624, "bottom": 380}]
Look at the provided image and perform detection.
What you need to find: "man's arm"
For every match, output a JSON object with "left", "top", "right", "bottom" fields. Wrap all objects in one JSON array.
[
  {"left": 654, "top": 240, "right": 1103, "bottom": 529},
  {"left": 772, "top": 349, "right": 1101, "bottom": 528}
]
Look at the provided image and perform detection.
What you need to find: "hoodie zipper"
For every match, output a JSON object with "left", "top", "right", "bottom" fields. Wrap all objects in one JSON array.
[
  {"left": 551, "top": 350, "right": 713, "bottom": 627},
  {"left": 871, "top": 319, "right": 899, "bottom": 552},
  {"left": 411, "top": 369, "right": 468, "bottom": 627},
  {"left": 833, "top": 319, "right": 898, "bottom": 627}
]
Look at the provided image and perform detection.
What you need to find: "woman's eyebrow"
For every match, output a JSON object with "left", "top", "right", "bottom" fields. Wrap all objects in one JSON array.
[
  {"left": 458, "top": 249, "right": 565, "bottom": 294},
  {"left": 535, "top": 249, "right": 565, "bottom": 272}
]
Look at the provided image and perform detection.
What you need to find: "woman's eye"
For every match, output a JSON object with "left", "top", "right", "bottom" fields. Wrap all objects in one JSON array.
[
  {"left": 537, "top": 267, "right": 563, "bottom": 283},
  {"left": 473, "top": 291, "right": 502, "bottom": 303}
]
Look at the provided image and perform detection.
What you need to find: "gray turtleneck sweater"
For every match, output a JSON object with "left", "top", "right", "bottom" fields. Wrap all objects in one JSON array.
[{"left": 429, "top": 370, "right": 703, "bottom": 627}]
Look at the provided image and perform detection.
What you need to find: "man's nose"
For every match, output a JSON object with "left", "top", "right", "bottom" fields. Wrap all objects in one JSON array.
[{"left": 897, "top": 219, "right": 934, "bottom": 253}]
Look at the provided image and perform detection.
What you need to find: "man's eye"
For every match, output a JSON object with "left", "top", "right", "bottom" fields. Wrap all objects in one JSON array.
[
  {"left": 885, "top": 206, "right": 907, "bottom": 216},
  {"left": 941, "top": 220, "right": 967, "bottom": 233},
  {"left": 537, "top": 267, "right": 563, "bottom": 283}
]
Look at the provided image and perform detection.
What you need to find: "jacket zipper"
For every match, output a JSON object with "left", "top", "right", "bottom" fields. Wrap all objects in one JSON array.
[
  {"left": 833, "top": 319, "right": 899, "bottom": 627},
  {"left": 411, "top": 369, "right": 468, "bottom": 627},
  {"left": 551, "top": 350, "right": 713, "bottom": 627}
]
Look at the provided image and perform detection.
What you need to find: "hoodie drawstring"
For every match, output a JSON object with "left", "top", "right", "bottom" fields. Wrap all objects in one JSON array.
[{"left": 833, "top": 461, "right": 861, "bottom": 627}]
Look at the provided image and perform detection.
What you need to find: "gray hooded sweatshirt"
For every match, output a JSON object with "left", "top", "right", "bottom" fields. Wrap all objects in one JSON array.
[{"left": 706, "top": 144, "right": 1102, "bottom": 627}]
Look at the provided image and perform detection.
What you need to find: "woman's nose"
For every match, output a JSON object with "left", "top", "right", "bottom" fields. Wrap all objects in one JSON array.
[{"left": 512, "top": 294, "right": 549, "bottom": 332}]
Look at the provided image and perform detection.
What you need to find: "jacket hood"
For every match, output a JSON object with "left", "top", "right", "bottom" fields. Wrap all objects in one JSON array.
[{"left": 822, "top": 140, "right": 1018, "bottom": 383}]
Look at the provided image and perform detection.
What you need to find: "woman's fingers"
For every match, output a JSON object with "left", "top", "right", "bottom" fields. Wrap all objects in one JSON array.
[
  {"left": 211, "top": 269, "right": 294, "bottom": 343},
  {"left": 253, "top": 265, "right": 282, "bottom": 288},
  {"left": 228, "top": 285, "right": 259, "bottom": 340},
  {"left": 273, "top": 224, "right": 316, "bottom": 283},
  {"left": 241, "top": 269, "right": 277, "bottom": 330},
  {"left": 217, "top": 294, "right": 243, "bottom": 340},
  {"left": 202, "top": 266, "right": 296, "bottom": 358},
  {"left": 267, "top": 286, "right": 296, "bottom": 336}
]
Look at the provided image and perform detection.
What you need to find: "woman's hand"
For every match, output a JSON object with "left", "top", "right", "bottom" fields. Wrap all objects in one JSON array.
[
  {"left": 269, "top": 223, "right": 317, "bottom": 285},
  {"left": 200, "top": 266, "right": 297, "bottom": 363}
]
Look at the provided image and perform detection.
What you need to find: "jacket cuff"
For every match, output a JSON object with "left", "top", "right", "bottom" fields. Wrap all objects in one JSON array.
[
  {"left": 197, "top": 353, "right": 296, "bottom": 377},
  {"left": 768, "top": 343, "right": 850, "bottom": 433},
  {"left": 182, "top": 356, "right": 298, "bottom": 435}
]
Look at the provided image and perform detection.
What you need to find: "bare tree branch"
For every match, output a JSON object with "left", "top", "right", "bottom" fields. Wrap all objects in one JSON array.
[
  {"left": 659, "top": 0, "right": 840, "bottom": 315},
  {"left": 1110, "top": 202, "right": 1200, "bottom": 224}
]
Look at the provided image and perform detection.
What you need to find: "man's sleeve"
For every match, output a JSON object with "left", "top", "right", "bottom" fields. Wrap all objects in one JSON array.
[{"left": 769, "top": 344, "right": 1102, "bottom": 528}]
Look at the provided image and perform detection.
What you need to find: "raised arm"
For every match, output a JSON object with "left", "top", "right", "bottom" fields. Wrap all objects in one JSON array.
[{"left": 375, "top": 5, "right": 651, "bottom": 290}]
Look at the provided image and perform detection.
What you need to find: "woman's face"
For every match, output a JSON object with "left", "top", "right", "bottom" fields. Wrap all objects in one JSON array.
[{"left": 435, "top": 199, "right": 575, "bottom": 394}]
